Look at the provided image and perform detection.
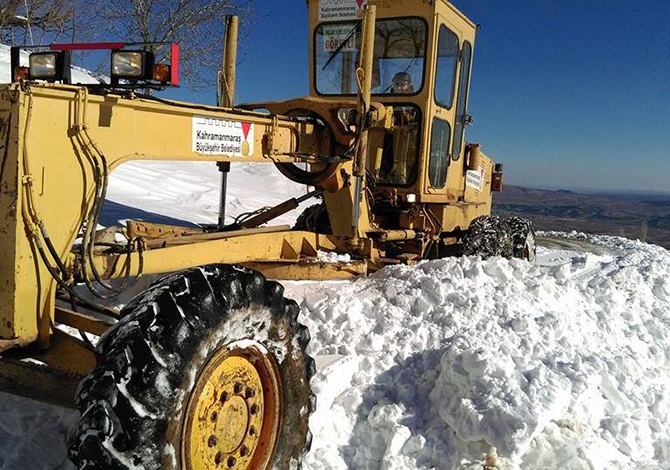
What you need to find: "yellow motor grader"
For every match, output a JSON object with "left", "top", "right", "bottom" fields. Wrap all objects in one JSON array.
[{"left": 0, "top": 0, "right": 534, "bottom": 468}]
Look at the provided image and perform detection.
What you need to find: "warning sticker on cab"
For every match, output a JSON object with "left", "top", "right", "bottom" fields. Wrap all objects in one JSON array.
[
  {"left": 322, "top": 25, "right": 357, "bottom": 52},
  {"left": 466, "top": 167, "right": 485, "bottom": 191},
  {"left": 319, "top": 0, "right": 367, "bottom": 22},
  {"left": 192, "top": 116, "right": 254, "bottom": 156}
]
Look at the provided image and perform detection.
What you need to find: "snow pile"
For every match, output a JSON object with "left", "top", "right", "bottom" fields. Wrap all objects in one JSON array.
[
  {"left": 2, "top": 157, "right": 670, "bottom": 469},
  {"left": 317, "top": 250, "right": 353, "bottom": 263},
  {"left": 294, "top": 235, "right": 670, "bottom": 469}
]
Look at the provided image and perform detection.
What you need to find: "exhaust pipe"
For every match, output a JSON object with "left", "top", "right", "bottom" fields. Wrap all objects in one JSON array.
[
  {"left": 220, "top": 15, "right": 238, "bottom": 108},
  {"left": 217, "top": 15, "right": 238, "bottom": 229}
]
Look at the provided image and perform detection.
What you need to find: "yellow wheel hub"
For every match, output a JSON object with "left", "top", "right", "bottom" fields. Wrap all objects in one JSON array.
[{"left": 181, "top": 344, "right": 281, "bottom": 469}]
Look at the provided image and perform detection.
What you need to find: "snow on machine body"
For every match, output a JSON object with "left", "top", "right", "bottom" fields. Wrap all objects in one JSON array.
[{"left": 0, "top": 0, "right": 534, "bottom": 468}]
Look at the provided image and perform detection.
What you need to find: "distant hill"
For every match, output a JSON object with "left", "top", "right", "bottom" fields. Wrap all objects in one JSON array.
[{"left": 494, "top": 185, "right": 670, "bottom": 249}]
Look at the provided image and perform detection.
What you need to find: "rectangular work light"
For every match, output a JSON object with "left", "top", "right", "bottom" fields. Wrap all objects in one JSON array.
[
  {"left": 111, "top": 50, "right": 154, "bottom": 80},
  {"left": 28, "top": 51, "right": 64, "bottom": 80}
]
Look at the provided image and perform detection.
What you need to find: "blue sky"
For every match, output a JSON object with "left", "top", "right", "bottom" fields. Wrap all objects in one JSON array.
[{"left": 169, "top": 0, "right": 670, "bottom": 193}]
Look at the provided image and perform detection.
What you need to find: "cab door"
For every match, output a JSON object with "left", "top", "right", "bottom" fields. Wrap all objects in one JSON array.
[{"left": 424, "top": 20, "right": 460, "bottom": 200}]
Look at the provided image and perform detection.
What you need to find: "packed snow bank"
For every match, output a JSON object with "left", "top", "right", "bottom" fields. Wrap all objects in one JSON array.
[{"left": 294, "top": 235, "right": 670, "bottom": 469}]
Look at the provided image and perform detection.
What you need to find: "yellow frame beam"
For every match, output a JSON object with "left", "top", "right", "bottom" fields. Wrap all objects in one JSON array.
[
  {"left": 0, "top": 84, "right": 349, "bottom": 347},
  {"left": 93, "top": 230, "right": 345, "bottom": 279}
]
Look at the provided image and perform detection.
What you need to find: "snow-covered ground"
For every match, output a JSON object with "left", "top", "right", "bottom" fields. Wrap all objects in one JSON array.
[
  {"left": 2, "top": 161, "right": 670, "bottom": 470},
  {"left": 105, "top": 161, "right": 308, "bottom": 227}
]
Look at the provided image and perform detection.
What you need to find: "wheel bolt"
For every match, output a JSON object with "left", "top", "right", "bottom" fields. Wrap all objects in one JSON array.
[
  {"left": 211, "top": 411, "right": 218, "bottom": 422},
  {"left": 220, "top": 391, "right": 229, "bottom": 403},
  {"left": 234, "top": 383, "right": 243, "bottom": 394},
  {"left": 240, "top": 445, "right": 248, "bottom": 457},
  {"left": 249, "top": 404, "right": 258, "bottom": 415},
  {"left": 227, "top": 456, "right": 237, "bottom": 467},
  {"left": 249, "top": 426, "right": 256, "bottom": 436},
  {"left": 245, "top": 388, "right": 255, "bottom": 399},
  {"left": 214, "top": 452, "right": 223, "bottom": 465},
  {"left": 208, "top": 435, "right": 217, "bottom": 448}
]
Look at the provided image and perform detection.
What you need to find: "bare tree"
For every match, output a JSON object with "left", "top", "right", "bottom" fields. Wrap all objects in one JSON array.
[
  {"left": 0, "top": 0, "right": 74, "bottom": 45},
  {"left": 87, "top": 0, "right": 255, "bottom": 89}
]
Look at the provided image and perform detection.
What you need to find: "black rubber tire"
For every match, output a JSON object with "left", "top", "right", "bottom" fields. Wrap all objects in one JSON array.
[
  {"left": 293, "top": 204, "right": 331, "bottom": 234},
  {"left": 68, "top": 264, "right": 316, "bottom": 470},
  {"left": 506, "top": 216, "right": 537, "bottom": 263},
  {"left": 461, "top": 215, "right": 513, "bottom": 258}
]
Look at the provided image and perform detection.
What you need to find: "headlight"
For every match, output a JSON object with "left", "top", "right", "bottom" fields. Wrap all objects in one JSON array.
[
  {"left": 111, "top": 51, "right": 151, "bottom": 79},
  {"left": 29, "top": 52, "right": 61, "bottom": 80}
]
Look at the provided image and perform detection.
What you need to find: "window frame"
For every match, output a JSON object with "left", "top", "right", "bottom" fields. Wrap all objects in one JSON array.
[
  {"left": 428, "top": 117, "right": 452, "bottom": 189},
  {"left": 313, "top": 16, "right": 430, "bottom": 98},
  {"left": 433, "top": 24, "right": 460, "bottom": 111},
  {"left": 451, "top": 40, "right": 473, "bottom": 162},
  {"left": 375, "top": 103, "right": 424, "bottom": 189}
]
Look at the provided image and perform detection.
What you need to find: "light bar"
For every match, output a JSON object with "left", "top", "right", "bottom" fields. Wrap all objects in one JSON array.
[{"left": 10, "top": 42, "right": 180, "bottom": 87}]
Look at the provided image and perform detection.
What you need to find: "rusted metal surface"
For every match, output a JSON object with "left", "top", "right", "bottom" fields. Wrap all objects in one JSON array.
[
  {"left": 0, "top": 356, "right": 79, "bottom": 408},
  {"left": 54, "top": 306, "right": 114, "bottom": 336}
]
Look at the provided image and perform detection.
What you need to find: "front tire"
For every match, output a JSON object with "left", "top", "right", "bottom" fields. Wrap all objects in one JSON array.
[{"left": 68, "top": 265, "right": 315, "bottom": 469}]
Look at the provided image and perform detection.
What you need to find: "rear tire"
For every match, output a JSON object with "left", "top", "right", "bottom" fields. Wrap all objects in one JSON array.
[
  {"left": 461, "top": 215, "right": 513, "bottom": 258},
  {"left": 506, "top": 216, "right": 537, "bottom": 263},
  {"left": 68, "top": 265, "right": 315, "bottom": 470}
]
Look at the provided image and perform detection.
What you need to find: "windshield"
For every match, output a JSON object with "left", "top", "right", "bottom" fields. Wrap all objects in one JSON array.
[{"left": 315, "top": 18, "right": 427, "bottom": 96}]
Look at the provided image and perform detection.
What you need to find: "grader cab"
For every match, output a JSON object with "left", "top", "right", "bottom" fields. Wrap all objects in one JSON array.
[{"left": 0, "top": 1, "right": 534, "bottom": 468}]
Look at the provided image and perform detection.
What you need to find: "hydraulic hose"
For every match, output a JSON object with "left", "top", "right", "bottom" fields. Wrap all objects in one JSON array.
[
  {"left": 74, "top": 88, "right": 144, "bottom": 298},
  {"left": 20, "top": 86, "right": 142, "bottom": 308}
]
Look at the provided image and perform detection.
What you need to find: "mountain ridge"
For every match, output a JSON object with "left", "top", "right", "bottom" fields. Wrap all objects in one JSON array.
[{"left": 494, "top": 185, "right": 670, "bottom": 248}]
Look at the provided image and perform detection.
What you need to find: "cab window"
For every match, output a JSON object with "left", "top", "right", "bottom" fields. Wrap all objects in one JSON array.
[
  {"left": 429, "top": 118, "right": 451, "bottom": 188},
  {"left": 434, "top": 25, "right": 459, "bottom": 109},
  {"left": 315, "top": 18, "right": 427, "bottom": 96},
  {"left": 377, "top": 105, "right": 422, "bottom": 186}
]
